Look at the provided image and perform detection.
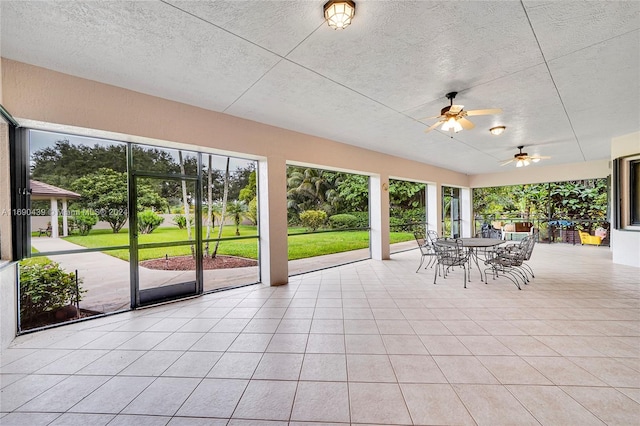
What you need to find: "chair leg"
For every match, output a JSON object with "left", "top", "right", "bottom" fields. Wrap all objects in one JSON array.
[
  {"left": 433, "top": 262, "right": 439, "bottom": 285},
  {"left": 416, "top": 255, "right": 425, "bottom": 273},
  {"left": 463, "top": 265, "right": 467, "bottom": 289}
]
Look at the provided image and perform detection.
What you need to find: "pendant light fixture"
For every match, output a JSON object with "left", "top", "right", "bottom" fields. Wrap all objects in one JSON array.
[{"left": 324, "top": 1, "right": 356, "bottom": 30}]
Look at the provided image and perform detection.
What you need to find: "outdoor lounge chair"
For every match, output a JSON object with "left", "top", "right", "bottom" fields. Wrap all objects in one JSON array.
[
  {"left": 38, "top": 224, "right": 52, "bottom": 237},
  {"left": 579, "top": 231, "right": 603, "bottom": 246}
]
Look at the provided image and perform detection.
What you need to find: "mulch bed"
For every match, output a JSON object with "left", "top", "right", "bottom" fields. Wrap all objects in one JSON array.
[{"left": 140, "top": 255, "right": 257, "bottom": 271}]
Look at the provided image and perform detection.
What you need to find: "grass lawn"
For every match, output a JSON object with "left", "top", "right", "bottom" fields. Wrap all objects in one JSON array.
[{"left": 62, "top": 225, "right": 413, "bottom": 261}]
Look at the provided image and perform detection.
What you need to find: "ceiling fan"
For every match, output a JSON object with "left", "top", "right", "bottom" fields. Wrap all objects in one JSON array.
[
  {"left": 423, "top": 92, "right": 502, "bottom": 134},
  {"left": 500, "top": 145, "right": 550, "bottom": 167}
]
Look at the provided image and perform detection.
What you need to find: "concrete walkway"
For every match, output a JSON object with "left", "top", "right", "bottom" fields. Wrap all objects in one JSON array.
[{"left": 30, "top": 237, "right": 417, "bottom": 313}]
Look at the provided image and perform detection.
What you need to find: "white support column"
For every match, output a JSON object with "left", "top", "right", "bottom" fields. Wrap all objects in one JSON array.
[
  {"left": 461, "top": 187, "right": 472, "bottom": 238},
  {"left": 258, "top": 156, "right": 288, "bottom": 286},
  {"left": 427, "top": 183, "right": 441, "bottom": 236},
  {"left": 50, "top": 198, "right": 59, "bottom": 238},
  {"left": 370, "top": 174, "right": 390, "bottom": 260},
  {"left": 62, "top": 199, "right": 69, "bottom": 237}
]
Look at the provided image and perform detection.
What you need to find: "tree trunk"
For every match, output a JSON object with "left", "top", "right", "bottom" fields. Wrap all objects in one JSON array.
[
  {"left": 205, "top": 155, "right": 213, "bottom": 257},
  {"left": 212, "top": 157, "right": 230, "bottom": 259},
  {"left": 178, "top": 151, "right": 194, "bottom": 257}
]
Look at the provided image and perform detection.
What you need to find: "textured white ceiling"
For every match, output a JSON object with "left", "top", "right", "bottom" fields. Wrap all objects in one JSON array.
[{"left": 2, "top": 0, "right": 639, "bottom": 174}]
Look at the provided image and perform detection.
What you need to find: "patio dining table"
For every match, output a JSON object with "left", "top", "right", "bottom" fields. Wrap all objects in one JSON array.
[{"left": 440, "top": 237, "right": 505, "bottom": 282}]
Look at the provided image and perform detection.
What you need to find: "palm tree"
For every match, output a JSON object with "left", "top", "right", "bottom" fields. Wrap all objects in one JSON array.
[{"left": 227, "top": 200, "right": 248, "bottom": 236}]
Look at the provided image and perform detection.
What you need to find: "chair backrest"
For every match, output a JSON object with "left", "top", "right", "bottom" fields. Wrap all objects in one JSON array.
[
  {"left": 426, "top": 230, "right": 438, "bottom": 245},
  {"left": 414, "top": 231, "right": 431, "bottom": 255},
  {"left": 522, "top": 234, "right": 536, "bottom": 260},
  {"left": 433, "top": 238, "right": 468, "bottom": 263}
]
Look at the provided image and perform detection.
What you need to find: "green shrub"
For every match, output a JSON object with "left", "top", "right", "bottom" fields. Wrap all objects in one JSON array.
[
  {"left": 345, "top": 211, "right": 369, "bottom": 228},
  {"left": 57, "top": 216, "right": 76, "bottom": 235},
  {"left": 74, "top": 210, "right": 98, "bottom": 235},
  {"left": 138, "top": 209, "right": 164, "bottom": 234},
  {"left": 299, "top": 210, "right": 327, "bottom": 231},
  {"left": 19, "top": 258, "right": 84, "bottom": 322},
  {"left": 329, "top": 213, "right": 359, "bottom": 229},
  {"left": 173, "top": 214, "right": 187, "bottom": 229}
]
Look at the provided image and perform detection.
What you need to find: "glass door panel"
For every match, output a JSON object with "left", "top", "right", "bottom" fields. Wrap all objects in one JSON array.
[{"left": 134, "top": 176, "right": 201, "bottom": 306}]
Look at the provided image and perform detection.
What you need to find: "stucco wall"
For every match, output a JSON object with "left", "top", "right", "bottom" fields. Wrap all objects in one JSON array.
[{"left": 611, "top": 131, "right": 640, "bottom": 268}]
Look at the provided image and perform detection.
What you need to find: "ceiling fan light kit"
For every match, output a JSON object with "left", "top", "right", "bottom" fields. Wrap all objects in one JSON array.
[
  {"left": 324, "top": 0, "right": 356, "bottom": 30},
  {"left": 501, "top": 145, "right": 550, "bottom": 167},
  {"left": 423, "top": 91, "right": 502, "bottom": 134},
  {"left": 489, "top": 126, "right": 506, "bottom": 135}
]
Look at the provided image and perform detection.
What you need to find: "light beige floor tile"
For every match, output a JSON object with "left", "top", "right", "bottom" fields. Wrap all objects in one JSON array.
[
  {"left": 345, "top": 334, "right": 386, "bottom": 354},
  {"left": 400, "top": 308, "right": 437, "bottom": 320},
  {"left": 347, "top": 354, "right": 397, "bottom": 382},
  {"left": 210, "top": 318, "right": 251, "bottom": 332},
  {"left": 77, "top": 350, "right": 146, "bottom": 375},
  {"left": 175, "top": 378, "right": 248, "bottom": 418},
  {"left": 0, "top": 349, "right": 72, "bottom": 374},
  {"left": 453, "top": 384, "right": 539, "bottom": 425},
  {"left": 228, "top": 333, "right": 272, "bottom": 352},
  {"left": 533, "top": 335, "right": 607, "bottom": 356},
  {"left": 561, "top": 386, "right": 640, "bottom": 426},
  {"left": 240, "top": 318, "right": 280, "bottom": 334},
  {"left": 410, "top": 320, "right": 452, "bottom": 335},
  {"left": 420, "top": 335, "right": 472, "bottom": 355},
  {"left": 310, "top": 319, "right": 344, "bottom": 333},
  {"left": 305, "top": 333, "right": 345, "bottom": 353},
  {"left": 0, "top": 412, "right": 61, "bottom": 426},
  {"left": 389, "top": 355, "right": 447, "bottom": 383},
  {"left": 207, "top": 352, "right": 262, "bottom": 379},
  {"left": 372, "top": 308, "right": 404, "bottom": 320},
  {"left": 300, "top": 353, "right": 347, "bottom": 381},
  {"left": 227, "top": 421, "right": 286, "bottom": 426},
  {"left": 349, "top": 382, "right": 412, "bottom": 424},
  {"left": 523, "top": 356, "right": 607, "bottom": 386},
  {"left": 568, "top": 356, "right": 640, "bottom": 387},
  {"left": 17, "top": 375, "right": 109, "bottom": 412},
  {"left": 343, "top": 308, "right": 374, "bottom": 320},
  {"left": 474, "top": 320, "right": 527, "bottom": 336},
  {"left": 382, "top": 334, "right": 428, "bottom": 354},
  {"left": 169, "top": 417, "right": 227, "bottom": 425},
  {"left": 252, "top": 353, "right": 303, "bottom": 380},
  {"left": 162, "top": 351, "right": 222, "bottom": 378},
  {"left": 477, "top": 355, "right": 552, "bottom": 385},
  {"left": 0, "top": 374, "right": 68, "bottom": 412},
  {"left": 33, "top": 349, "right": 109, "bottom": 375},
  {"left": 457, "top": 335, "right": 515, "bottom": 355},
  {"left": 107, "top": 414, "right": 172, "bottom": 426},
  {"left": 122, "top": 377, "right": 200, "bottom": 416},
  {"left": 376, "top": 319, "right": 415, "bottom": 335},
  {"left": 189, "top": 332, "right": 238, "bottom": 352},
  {"left": 265, "top": 333, "right": 307, "bottom": 353},
  {"left": 276, "top": 319, "right": 311, "bottom": 333},
  {"left": 400, "top": 383, "right": 474, "bottom": 425},
  {"left": 344, "top": 319, "right": 379, "bottom": 334},
  {"left": 70, "top": 376, "right": 154, "bottom": 414},
  {"left": 291, "top": 381, "right": 350, "bottom": 423},
  {"left": 232, "top": 380, "right": 297, "bottom": 421},
  {"left": 433, "top": 355, "right": 499, "bottom": 384},
  {"left": 617, "top": 387, "right": 640, "bottom": 404},
  {"left": 48, "top": 412, "right": 115, "bottom": 426},
  {"left": 116, "top": 332, "right": 171, "bottom": 350},
  {"left": 119, "top": 350, "right": 183, "bottom": 376},
  {"left": 495, "top": 335, "right": 560, "bottom": 356},
  {"left": 508, "top": 385, "right": 605, "bottom": 425},
  {"left": 441, "top": 320, "right": 490, "bottom": 335}
]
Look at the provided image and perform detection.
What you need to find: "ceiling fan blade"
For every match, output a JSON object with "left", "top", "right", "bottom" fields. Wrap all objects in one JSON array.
[
  {"left": 499, "top": 159, "right": 514, "bottom": 166},
  {"left": 458, "top": 117, "right": 475, "bottom": 130},
  {"left": 424, "top": 120, "right": 444, "bottom": 133},
  {"left": 449, "top": 105, "right": 464, "bottom": 114},
  {"left": 465, "top": 108, "right": 502, "bottom": 116},
  {"left": 530, "top": 155, "right": 551, "bottom": 159},
  {"left": 420, "top": 114, "right": 444, "bottom": 121}
]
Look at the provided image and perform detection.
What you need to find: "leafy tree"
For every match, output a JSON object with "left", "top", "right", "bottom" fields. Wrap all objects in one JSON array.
[
  {"left": 336, "top": 174, "right": 369, "bottom": 212},
  {"left": 72, "top": 168, "right": 166, "bottom": 233}
]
